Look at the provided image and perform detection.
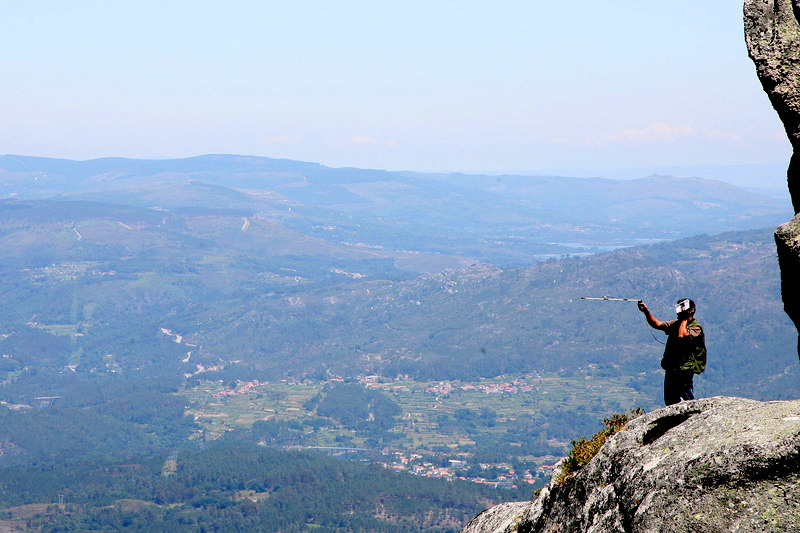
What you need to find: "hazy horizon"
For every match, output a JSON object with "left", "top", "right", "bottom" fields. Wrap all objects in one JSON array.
[
  {"left": 2, "top": 152, "right": 791, "bottom": 195},
  {"left": 1, "top": 2, "right": 790, "bottom": 180}
]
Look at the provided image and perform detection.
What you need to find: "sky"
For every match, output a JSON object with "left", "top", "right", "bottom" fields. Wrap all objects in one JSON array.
[{"left": 0, "top": 1, "right": 792, "bottom": 186}]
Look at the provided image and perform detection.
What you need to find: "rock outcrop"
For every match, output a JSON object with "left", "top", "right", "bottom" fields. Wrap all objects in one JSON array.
[
  {"left": 461, "top": 397, "right": 800, "bottom": 533},
  {"left": 744, "top": 0, "right": 800, "bottom": 214},
  {"left": 745, "top": 0, "right": 800, "bottom": 355},
  {"left": 775, "top": 213, "right": 800, "bottom": 356}
]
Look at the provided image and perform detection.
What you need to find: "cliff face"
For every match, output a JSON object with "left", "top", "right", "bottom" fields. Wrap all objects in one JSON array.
[
  {"left": 745, "top": 0, "right": 800, "bottom": 355},
  {"left": 744, "top": 0, "right": 800, "bottom": 213},
  {"left": 462, "top": 397, "right": 800, "bottom": 533}
]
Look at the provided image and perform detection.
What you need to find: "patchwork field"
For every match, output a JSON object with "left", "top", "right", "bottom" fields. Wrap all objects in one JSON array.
[{"left": 180, "top": 369, "right": 657, "bottom": 485}]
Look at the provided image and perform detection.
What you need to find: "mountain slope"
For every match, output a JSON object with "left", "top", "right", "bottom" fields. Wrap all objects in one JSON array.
[{"left": 0, "top": 196, "right": 794, "bottom": 402}]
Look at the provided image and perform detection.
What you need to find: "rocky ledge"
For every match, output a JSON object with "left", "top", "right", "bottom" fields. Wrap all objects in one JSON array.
[{"left": 461, "top": 396, "right": 800, "bottom": 533}]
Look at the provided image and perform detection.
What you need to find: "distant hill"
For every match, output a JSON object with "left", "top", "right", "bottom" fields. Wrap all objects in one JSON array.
[
  {"left": 180, "top": 227, "right": 796, "bottom": 401},
  {"left": 0, "top": 154, "right": 792, "bottom": 266}
]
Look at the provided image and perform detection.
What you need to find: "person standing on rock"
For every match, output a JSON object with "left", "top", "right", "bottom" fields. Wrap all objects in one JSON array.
[{"left": 637, "top": 298, "right": 706, "bottom": 406}]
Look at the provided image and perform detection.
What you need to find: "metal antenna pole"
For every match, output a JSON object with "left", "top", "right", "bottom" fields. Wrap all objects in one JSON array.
[{"left": 580, "top": 296, "right": 640, "bottom": 302}]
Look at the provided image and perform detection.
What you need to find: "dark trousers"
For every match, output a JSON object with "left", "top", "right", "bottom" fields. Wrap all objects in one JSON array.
[{"left": 664, "top": 369, "right": 694, "bottom": 406}]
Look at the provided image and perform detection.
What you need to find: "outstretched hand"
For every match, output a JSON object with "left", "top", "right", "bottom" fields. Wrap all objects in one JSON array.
[{"left": 638, "top": 301, "right": 666, "bottom": 330}]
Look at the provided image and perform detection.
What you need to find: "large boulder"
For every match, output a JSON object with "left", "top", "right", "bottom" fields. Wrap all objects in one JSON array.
[
  {"left": 461, "top": 397, "right": 800, "bottom": 532},
  {"left": 744, "top": 0, "right": 800, "bottom": 214},
  {"left": 744, "top": 0, "right": 800, "bottom": 354}
]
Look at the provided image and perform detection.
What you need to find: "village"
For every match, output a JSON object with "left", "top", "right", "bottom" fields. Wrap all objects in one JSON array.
[
  {"left": 193, "top": 373, "right": 562, "bottom": 491},
  {"left": 381, "top": 450, "right": 554, "bottom": 489}
]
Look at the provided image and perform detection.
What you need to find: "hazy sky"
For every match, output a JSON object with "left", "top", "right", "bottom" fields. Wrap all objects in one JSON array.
[{"left": 0, "top": 1, "right": 791, "bottom": 178}]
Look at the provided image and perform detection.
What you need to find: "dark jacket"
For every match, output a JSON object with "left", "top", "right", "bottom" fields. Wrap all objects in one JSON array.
[{"left": 660, "top": 318, "right": 706, "bottom": 373}]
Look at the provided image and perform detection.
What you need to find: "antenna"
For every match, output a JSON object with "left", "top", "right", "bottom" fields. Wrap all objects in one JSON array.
[{"left": 580, "top": 296, "right": 640, "bottom": 302}]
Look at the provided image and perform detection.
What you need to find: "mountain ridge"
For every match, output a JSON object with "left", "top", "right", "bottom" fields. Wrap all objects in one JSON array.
[{"left": 1, "top": 154, "right": 791, "bottom": 267}]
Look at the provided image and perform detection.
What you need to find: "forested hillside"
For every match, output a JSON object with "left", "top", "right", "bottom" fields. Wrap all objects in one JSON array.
[
  {"left": 0, "top": 199, "right": 792, "bottom": 400},
  {"left": 1, "top": 443, "right": 522, "bottom": 532}
]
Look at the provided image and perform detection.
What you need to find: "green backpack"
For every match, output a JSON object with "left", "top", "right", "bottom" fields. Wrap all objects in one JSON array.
[{"left": 680, "top": 319, "right": 706, "bottom": 374}]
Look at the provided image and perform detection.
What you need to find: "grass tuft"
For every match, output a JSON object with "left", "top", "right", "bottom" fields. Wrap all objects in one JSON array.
[{"left": 556, "top": 407, "right": 644, "bottom": 483}]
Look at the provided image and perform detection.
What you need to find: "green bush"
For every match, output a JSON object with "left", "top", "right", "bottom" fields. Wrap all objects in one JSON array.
[{"left": 556, "top": 407, "right": 644, "bottom": 483}]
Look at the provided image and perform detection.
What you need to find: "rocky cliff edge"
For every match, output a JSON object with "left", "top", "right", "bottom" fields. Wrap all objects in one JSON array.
[
  {"left": 461, "top": 396, "right": 800, "bottom": 533},
  {"left": 745, "top": 0, "right": 800, "bottom": 354}
]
